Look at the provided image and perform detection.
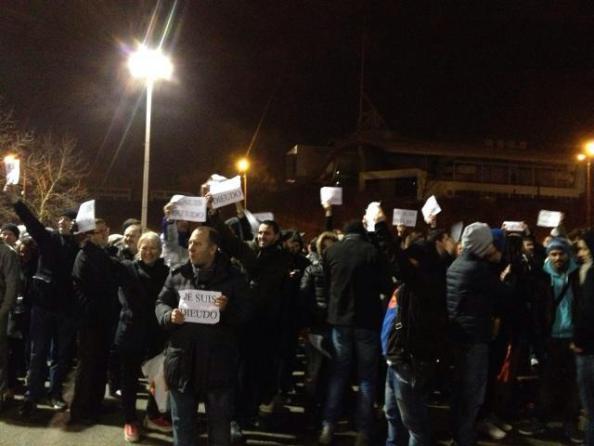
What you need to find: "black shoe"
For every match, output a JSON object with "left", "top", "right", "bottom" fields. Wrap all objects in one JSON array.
[
  {"left": 50, "top": 397, "right": 67, "bottom": 411},
  {"left": 18, "top": 400, "right": 36, "bottom": 418}
]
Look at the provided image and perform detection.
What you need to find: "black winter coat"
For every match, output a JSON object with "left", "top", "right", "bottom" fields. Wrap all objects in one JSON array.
[
  {"left": 299, "top": 252, "right": 328, "bottom": 327},
  {"left": 114, "top": 259, "right": 169, "bottom": 356},
  {"left": 324, "top": 233, "right": 392, "bottom": 330},
  {"left": 447, "top": 250, "right": 512, "bottom": 344},
  {"left": 155, "top": 253, "right": 251, "bottom": 395},
  {"left": 14, "top": 201, "right": 79, "bottom": 311},
  {"left": 209, "top": 214, "right": 294, "bottom": 326},
  {"left": 72, "top": 241, "right": 120, "bottom": 327}
]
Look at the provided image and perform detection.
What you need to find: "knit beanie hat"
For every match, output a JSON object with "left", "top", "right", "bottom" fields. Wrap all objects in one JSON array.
[
  {"left": 546, "top": 237, "right": 571, "bottom": 255},
  {"left": 462, "top": 222, "right": 493, "bottom": 258},
  {"left": 491, "top": 228, "right": 506, "bottom": 253},
  {"left": 1, "top": 223, "right": 20, "bottom": 239}
]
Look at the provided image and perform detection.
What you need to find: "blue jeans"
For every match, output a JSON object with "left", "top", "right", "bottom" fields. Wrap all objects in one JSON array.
[
  {"left": 25, "top": 306, "right": 76, "bottom": 402},
  {"left": 323, "top": 326, "right": 379, "bottom": 436},
  {"left": 384, "top": 365, "right": 408, "bottom": 446},
  {"left": 393, "top": 361, "right": 432, "bottom": 446},
  {"left": 577, "top": 354, "right": 594, "bottom": 446},
  {"left": 450, "top": 343, "right": 488, "bottom": 446},
  {"left": 170, "top": 387, "right": 233, "bottom": 446}
]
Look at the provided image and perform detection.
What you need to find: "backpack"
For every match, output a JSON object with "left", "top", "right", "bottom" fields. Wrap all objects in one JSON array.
[{"left": 381, "top": 285, "right": 402, "bottom": 357}]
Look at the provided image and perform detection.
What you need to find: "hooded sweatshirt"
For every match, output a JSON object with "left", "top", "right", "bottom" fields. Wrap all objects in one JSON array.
[{"left": 543, "top": 256, "right": 578, "bottom": 339}]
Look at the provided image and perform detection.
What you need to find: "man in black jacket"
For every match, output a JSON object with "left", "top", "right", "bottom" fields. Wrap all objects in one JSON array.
[
  {"left": 447, "top": 222, "right": 511, "bottom": 446},
  {"left": 207, "top": 211, "right": 294, "bottom": 436},
  {"left": 155, "top": 226, "right": 250, "bottom": 446},
  {"left": 69, "top": 218, "right": 120, "bottom": 424},
  {"left": 4, "top": 185, "right": 79, "bottom": 415},
  {"left": 319, "top": 220, "right": 392, "bottom": 446}
]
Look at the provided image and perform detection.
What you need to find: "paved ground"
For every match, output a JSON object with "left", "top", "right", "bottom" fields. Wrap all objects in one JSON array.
[
  {"left": 0, "top": 361, "right": 582, "bottom": 445},
  {"left": 0, "top": 385, "right": 580, "bottom": 446}
]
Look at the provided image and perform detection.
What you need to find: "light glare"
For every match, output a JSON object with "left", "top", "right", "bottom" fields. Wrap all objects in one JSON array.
[
  {"left": 128, "top": 45, "right": 173, "bottom": 81},
  {"left": 237, "top": 158, "right": 250, "bottom": 173},
  {"left": 586, "top": 141, "right": 594, "bottom": 157}
]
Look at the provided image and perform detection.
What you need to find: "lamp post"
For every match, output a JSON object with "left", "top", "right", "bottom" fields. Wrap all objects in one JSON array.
[
  {"left": 577, "top": 141, "right": 594, "bottom": 227},
  {"left": 128, "top": 45, "right": 173, "bottom": 229},
  {"left": 236, "top": 157, "right": 250, "bottom": 208}
]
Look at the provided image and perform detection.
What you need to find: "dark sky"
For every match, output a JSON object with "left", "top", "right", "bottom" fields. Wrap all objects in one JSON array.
[{"left": 1, "top": 1, "right": 594, "bottom": 192}]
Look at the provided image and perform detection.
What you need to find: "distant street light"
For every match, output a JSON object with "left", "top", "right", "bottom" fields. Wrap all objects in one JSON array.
[
  {"left": 236, "top": 157, "right": 250, "bottom": 208},
  {"left": 578, "top": 140, "right": 594, "bottom": 227},
  {"left": 128, "top": 45, "right": 173, "bottom": 229}
]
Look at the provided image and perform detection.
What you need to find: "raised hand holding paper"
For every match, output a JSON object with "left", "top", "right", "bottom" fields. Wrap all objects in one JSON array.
[
  {"left": 169, "top": 195, "right": 207, "bottom": 222},
  {"left": 4, "top": 156, "right": 19, "bottom": 185},
  {"left": 76, "top": 200, "right": 96, "bottom": 233},
  {"left": 421, "top": 195, "right": 441, "bottom": 223},
  {"left": 502, "top": 221, "right": 525, "bottom": 232},
  {"left": 537, "top": 210, "right": 562, "bottom": 228},
  {"left": 320, "top": 187, "right": 343, "bottom": 206},
  {"left": 392, "top": 209, "right": 418, "bottom": 227},
  {"left": 210, "top": 175, "right": 244, "bottom": 209},
  {"left": 451, "top": 221, "right": 464, "bottom": 242},
  {"left": 364, "top": 201, "right": 381, "bottom": 232}
]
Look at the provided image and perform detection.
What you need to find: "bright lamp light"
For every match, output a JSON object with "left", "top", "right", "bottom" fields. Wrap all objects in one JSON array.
[
  {"left": 236, "top": 158, "right": 250, "bottom": 173},
  {"left": 578, "top": 153, "right": 587, "bottom": 161},
  {"left": 586, "top": 141, "right": 594, "bottom": 157},
  {"left": 128, "top": 45, "right": 173, "bottom": 81}
]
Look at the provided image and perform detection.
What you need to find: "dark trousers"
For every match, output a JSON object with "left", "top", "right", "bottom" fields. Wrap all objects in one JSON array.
[
  {"left": 539, "top": 337, "right": 579, "bottom": 424},
  {"left": 0, "top": 311, "right": 8, "bottom": 400},
  {"left": 384, "top": 365, "right": 408, "bottom": 446},
  {"left": 170, "top": 387, "right": 233, "bottom": 446},
  {"left": 577, "top": 354, "right": 594, "bottom": 446},
  {"left": 70, "top": 322, "right": 111, "bottom": 419},
  {"left": 25, "top": 306, "right": 76, "bottom": 402},
  {"left": 120, "top": 350, "right": 159, "bottom": 423},
  {"left": 393, "top": 360, "right": 433, "bottom": 446},
  {"left": 450, "top": 342, "right": 489, "bottom": 446}
]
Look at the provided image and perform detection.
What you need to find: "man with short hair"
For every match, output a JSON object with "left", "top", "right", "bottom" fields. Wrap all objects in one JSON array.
[
  {"left": 208, "top": 212, "right": 294, "bottom": 439},
  {"left": 319, "top": 220, "right": 392, "bottom": 446},
  {"left": 155, "top": 227, "right": 250, "bottom": 446},
  {"left": 3, "top": 185, "right": 79, "bottom": 416}
]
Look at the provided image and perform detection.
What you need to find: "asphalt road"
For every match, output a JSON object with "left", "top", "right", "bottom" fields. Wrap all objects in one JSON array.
[{"left": 0, "top": 384, "right": 578, "bottom": 446}]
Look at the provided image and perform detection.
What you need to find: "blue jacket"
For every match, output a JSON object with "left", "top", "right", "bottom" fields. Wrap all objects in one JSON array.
[{"left": 543, "top": 257, "right": 579, "bottom": 339}]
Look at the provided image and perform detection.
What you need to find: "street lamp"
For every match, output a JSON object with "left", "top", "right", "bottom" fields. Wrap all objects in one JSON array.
[
  {"left": 578, "top": 140, "right": 594, "bottom": 227},
  {"left": 128, "top": 45, "right": 173, "bottom": 229},
  {"left": 236, "top": 157, "right": 250, "bottom": 207}
]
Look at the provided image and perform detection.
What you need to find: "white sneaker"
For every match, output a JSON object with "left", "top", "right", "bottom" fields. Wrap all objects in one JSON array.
[
  {"left": 318, "top": 423, "right": 334, "bottom": 445},
  {"left": 477, "top": 420, "right": 507, "bottom": 440}
]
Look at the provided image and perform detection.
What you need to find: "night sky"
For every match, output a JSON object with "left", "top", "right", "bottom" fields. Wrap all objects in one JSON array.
[{"left": 1, "top": 2, "right": 594, "bottom": 193}]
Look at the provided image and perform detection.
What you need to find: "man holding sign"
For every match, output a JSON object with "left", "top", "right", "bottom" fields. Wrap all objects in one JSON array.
[{"left": 155, "top": 227, "right": 251, "bottom": 446}]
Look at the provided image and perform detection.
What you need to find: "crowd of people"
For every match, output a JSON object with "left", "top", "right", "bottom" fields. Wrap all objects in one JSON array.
[{"left": 0, "top": 182, "right": 593, "bottom": 446}]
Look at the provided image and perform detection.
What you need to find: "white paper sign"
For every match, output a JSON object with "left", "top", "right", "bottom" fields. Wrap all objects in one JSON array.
[
  {"left": 451, "top": 221, "right": 464, "bottom": 243},
  {"left": 76, "top": 200, "right": 96, "bottom": 233},
  {"left": 253, "top": 212, "right": 274, "bottom": 222},
  {"left": 364, "top": 201, "right": 382, "bottom": 232},
  {"left": 178, "top": 289, "right": 221, "bottom": 324},
  {"left": 210, "top": 175, "right": 244, "bottom": 209},
  {"left": 392, "top": 209, "right": 418, "bottom": 227},
  {"left": 169, "top": 195, "right": 207, "bottom": 222},
  {"left": 421, "top": 195, "right": 441, "bottom": 223},
  {"left": 537, "top": 210, "right": 562, "bottom": 228},
  {"left": 320, "top": 187, "right": 343, "bottom": 206},
  {"left": 4, "top": 157, "right": 20, "bottom": 185},
  {"left": 502, "top": 221, "right": 525, "bottom": 232}
]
